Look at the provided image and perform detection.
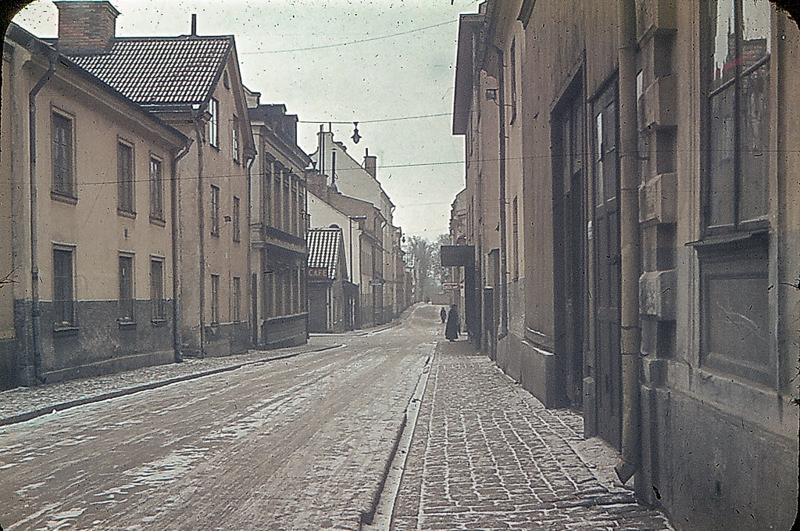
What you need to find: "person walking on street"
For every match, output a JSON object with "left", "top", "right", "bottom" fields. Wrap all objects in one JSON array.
[
  {"left": 445, "top": 304, "right": 460, "bottom": 341},
  {"left": 440, "top": 307, "right": 447, "bottom": 323}
]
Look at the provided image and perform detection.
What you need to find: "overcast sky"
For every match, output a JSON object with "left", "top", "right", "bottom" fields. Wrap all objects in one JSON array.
[{"left": 12, "top": 0, "right": 478, "bottom": 240}]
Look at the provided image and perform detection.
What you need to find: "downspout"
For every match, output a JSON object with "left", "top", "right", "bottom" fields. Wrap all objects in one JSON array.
[
  {"left": 615, "top": 0, "right": 641, "bottom": 484},
  {"left": 28, "top": 50, "right": 57, "bottom": 384},
  {"left": 171, "top": 139, "right": 193, "bottom": 363},
  {"left": 193, "top": 118, "right": 206, "bottom": 358},
  {"left": 494, "top": 44, "right": 509, "bottom": 339},
  {"left": 245, "top": 152, "right": 255, "bottom": 346}
]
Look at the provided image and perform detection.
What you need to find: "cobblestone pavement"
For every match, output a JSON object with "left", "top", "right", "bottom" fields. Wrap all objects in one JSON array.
[
  {"left": 0, "top": 340, "right": 341, "bottom": 425},
  {"left": 391, "top": 340, "right": 674, "bottom": 531}
]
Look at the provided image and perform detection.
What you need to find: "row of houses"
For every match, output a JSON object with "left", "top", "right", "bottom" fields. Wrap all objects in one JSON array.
[
  {"left": 0, "top": 0, "right": 413, "bottom": 390},
  {"left": 446, "top": 1, "right": 799, "bottom": 531}
]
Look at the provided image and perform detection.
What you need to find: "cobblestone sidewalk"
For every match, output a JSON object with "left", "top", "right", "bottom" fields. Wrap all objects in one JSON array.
[
  {"left": 0, "top": 340, "right": 340, "bottom": 426},
  {"left": 391, "top": 339, "right": 674, "bottom": 531}
]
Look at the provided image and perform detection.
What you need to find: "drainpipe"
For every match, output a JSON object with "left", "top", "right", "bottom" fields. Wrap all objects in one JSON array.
[
  {"left": 615, "top": 0, "right": 641, "bottom": 484},
  {"left": 171, "top": 139, "right": 193, "bottom": 363},
  {"left": 494, "top": 44, "right": 509, "bottom": 339},
  {"left": 28, "top": 50, "right": 57, "bottom": 384},
  {"left": 245, "top": 152, "right": 255, "bottom": 347},
  {"left": 193, "top": 118, "right": 206, "bottom": 358}
]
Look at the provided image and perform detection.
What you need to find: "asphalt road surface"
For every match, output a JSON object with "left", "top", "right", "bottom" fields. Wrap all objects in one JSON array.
[{"left": 0, "top": 305, "right": 442, "bottom": 531}]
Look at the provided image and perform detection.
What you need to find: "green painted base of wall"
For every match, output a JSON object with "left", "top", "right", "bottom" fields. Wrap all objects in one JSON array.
[
  {"left": 203, "top": 321, "right": 250, "bottom": 357},
  {"left": 12, "top": 298, "right": 177, "bottom": 386},
  {"left": 0, "top": 338, "right": 18, "bottom": 390},
  {"left": 259, "top": 313, "right": 307, "bottom": 349}
]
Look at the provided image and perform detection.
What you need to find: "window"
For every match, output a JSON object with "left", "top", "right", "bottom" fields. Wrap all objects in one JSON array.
[
  {"left": 283, "top": 175, "right": 290, "bottom": 232},
  {"left": 52, "top": 112, "right": 74, "bottom": 197},
  {"left": 53, "top": 248, "right": 74, "bottom": 326},
  {"left": 232, "top": 276, "right": 241, "bottom": 322},
  {"left": 150, "top": 259, "right": 165, "bottom": 321},
  {"left": 700, "top": 1, "right": 772, "bottom": 387},
  {"left": 274, "top": 168, "right": 283, "bottom": 230},
  {"left": 233, "top": 196, "right": 241, "bottom": 242},
  {"left": 512, "top": 196, "right": 519, "bottom": 280},
  {"left": 292, "top": 180, "right": 298, "bottom": 235},
  {"left": 150, "top": 157, "right": 164, "bottom": 221},
  {"left": 210, "top": 274, "right": 220, "bottom": 324},
  {"left": 118, "top": 142, "right": 135, "bottom": 214},
  {"left": 705, "top": 0, "right": 771, "bottom": 233},
  {"left": 509, "top": 38, "right": 517, "bottom": 124},
  {"left": 210, "top": 185, "right": 220, "bottom": 236},
  {"left": 232, "top": 115, "right": 240, "bottom": 163},
  {"left": 208, "top": 98, "right": 219, "bottom": 148},
  {"left": 264, "top": 267, "right": 274, "bottom": 318},
  {"left": 264, "top": 162, "right": 273, "bottom": 226},
  {"left": 119, "top": 255, "right": 134, "bottom": 321}
]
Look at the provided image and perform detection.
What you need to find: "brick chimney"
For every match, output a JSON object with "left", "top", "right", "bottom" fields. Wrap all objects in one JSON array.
[
  {"left": 55, "top": 1, "right": 120, "bottom": 55},
  {"left": 363, "top": 148, "right": 377, "bottom": 179}
]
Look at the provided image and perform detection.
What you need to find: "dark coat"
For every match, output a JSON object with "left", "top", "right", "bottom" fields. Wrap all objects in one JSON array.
[
  {"left": 445, "top": 307, "right": 460, "bottom": 340},
  {"left": 440, "top": 307, "right": 447, "bottom": 323}
]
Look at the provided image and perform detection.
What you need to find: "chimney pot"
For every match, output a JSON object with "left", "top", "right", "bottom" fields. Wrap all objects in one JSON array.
[{"left": 191, "top": 13, "right": 197, "bottom": 36}]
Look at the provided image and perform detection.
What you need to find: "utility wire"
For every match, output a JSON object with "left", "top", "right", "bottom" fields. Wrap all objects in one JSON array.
[
  {"left": 240, "top": 19, "right": 456, "bottom": 55},
  {"left": 72, "top": 147, "right": 785, "bottom": 187},
  {"left": 298, "top": 112, "right": 452, "bottom": 125}
]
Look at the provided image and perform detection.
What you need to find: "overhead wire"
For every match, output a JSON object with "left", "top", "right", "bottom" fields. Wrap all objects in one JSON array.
[{"left": 239, "top": 19, "right": 456, "bottom": 55}]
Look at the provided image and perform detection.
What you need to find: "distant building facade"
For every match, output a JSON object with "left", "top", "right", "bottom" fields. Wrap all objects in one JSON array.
[
  {"left": 311, "top": 130, "right": 405, "bottom": 325},
  {"left": 246, "top": 92, "right": 309, "bottom": 348},
  {"left": 306, "top": 227, "right": 350, "bottom": 333},
  {"left": 306, "top": 168, "right": 392, "bottom": 328}
]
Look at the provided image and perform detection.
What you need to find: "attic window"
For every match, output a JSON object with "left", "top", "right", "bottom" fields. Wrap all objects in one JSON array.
[{"left": 223, "top": 70, "right": 230, "bottom": 89}]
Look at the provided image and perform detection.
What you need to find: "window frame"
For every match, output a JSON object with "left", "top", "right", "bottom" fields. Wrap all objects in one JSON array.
[
  {"left": 701, "top": 0, "right": 772, "bottom": 238},
  {"left": 696, "top": 0, "right": 775, "bottom": 389},
  {"left": 149, "top": 155, "right": 164, "bottom": 222},
  {"left": 232, "top": 275, "right": 241, "bottom": 322},
  {"left": 509, "top": 38, "right": 517, "bottom": 125},
  {"left": 53, "top": 246, "right": 75, "bottom": 328},
  {"left": 210, "top": 273, "right": 220, "bottom": 325},
  {"left": 233, "top": 195, "right": 241, "bottom": 242},
  {"left": 208, "top": 97, "right": 219, "bottom": 148},
  {"left": 117, "top": 140, "right": 136, "bottom": 215},
  {"left": 150, "top": 258, "right": 166, "bottom": 322},
  {"left": 51, "top": 110, "right": 76, "bottom": 200},
  {"left": 232, "top": 114, "right": 240, "bottom": 163},
  {"left": 118, "top": 253, "right": 135, "bottom": 322},
  {"left": 210, "top": 184, "right": 220, "bottom": 237}
]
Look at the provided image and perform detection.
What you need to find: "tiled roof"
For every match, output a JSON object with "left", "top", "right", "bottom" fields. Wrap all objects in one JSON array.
[
  {"left": 66, "top": 36, "right": 232, "bottom": 106},
  {"left": 307, "top": 227, "right": 344, "bottom": 280}
]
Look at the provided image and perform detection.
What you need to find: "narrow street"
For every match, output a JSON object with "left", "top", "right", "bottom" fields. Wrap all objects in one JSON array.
[
  {"left": 0, "top": 304, "right": 675, "bottom": 531},
  {"left": 0, "top": 307, "right": 438, "bottom": 531}
]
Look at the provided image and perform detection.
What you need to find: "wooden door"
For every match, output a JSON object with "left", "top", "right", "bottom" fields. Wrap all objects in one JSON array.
[
  {"left": 593, "top": 84, "right": 622, "bottom": 450},
  {"left": 553, "top": 93, "right": 585, "bottom": 407}
]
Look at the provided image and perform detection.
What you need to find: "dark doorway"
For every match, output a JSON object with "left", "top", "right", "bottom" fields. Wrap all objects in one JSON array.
[
  {"left": 592, "top": 82, "right": 622, "bottom": 450},
  {"left": 552, "top": 86, "right": 586, "bottom": 408}
]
